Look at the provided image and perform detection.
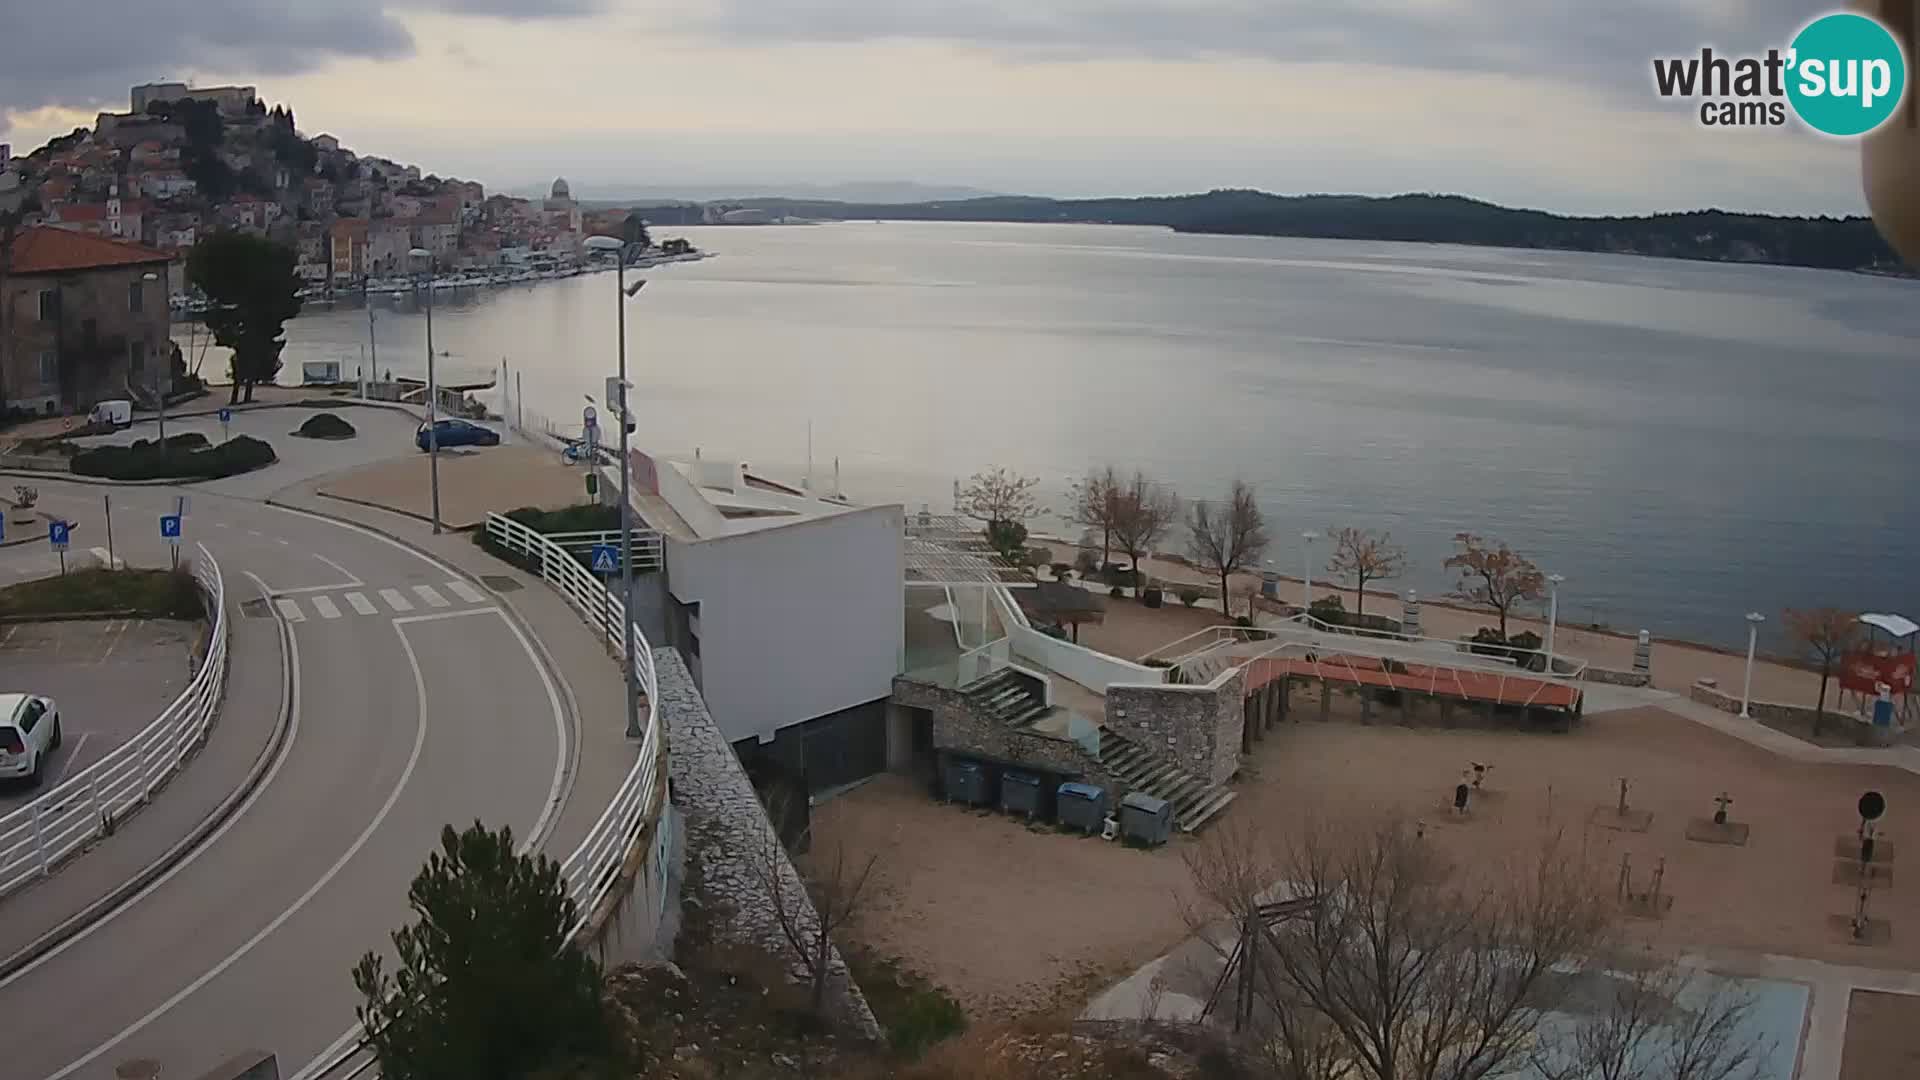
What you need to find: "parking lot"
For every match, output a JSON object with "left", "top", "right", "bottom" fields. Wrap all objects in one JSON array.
[{"left": 0, "top": 619, "right": 198, "bottom": 810}]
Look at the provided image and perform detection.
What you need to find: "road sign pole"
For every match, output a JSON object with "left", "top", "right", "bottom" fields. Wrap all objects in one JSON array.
[
  {"left": 58, "top": 551, "right": 66, "bottom": 576},
  {"left": 104, "top": 494, "right": 115, "bottom": 571}
]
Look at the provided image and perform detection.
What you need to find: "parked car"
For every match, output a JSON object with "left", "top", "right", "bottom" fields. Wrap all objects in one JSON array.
[
  {"left": 0, "top": 694, "right": 62, "bottom": 787},
  {"left": 415, "top": 418, "right": 500, "bottom": 451}
]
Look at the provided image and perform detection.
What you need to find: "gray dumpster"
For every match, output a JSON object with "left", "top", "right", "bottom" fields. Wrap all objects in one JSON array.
[
  {"left": 1057, "top": 782, "right": 1107, "bottom": 833},
  {"left": 1121, "top": 791, "right": 1174, "bottom": 846},
  {"left": 944, "top": 758, "right": 990, "bottom": 806},
  {"left": 1001, "top": 770, "right": 1043, "bottom": 819}
]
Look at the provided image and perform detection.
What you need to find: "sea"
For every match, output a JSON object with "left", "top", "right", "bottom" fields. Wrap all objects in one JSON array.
[{"left": 253, "top": 221, "right": 1920, "bottom": 652}]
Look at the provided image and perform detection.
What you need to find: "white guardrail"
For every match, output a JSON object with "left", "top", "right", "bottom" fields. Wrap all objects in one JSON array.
[{"left": 0, "top": 543, "right": 228, "bottom": 900}]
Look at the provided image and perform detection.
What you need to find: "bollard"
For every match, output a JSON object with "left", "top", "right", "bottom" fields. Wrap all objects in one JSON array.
[
  {"left": 1633, "top": 629, "right": 1652, "bottom": 674},
  {"left": 1403, "top": 590, "right": 1421, "bottom": 637}
]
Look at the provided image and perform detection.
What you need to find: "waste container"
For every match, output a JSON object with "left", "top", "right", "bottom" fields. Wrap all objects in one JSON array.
[
  {"left": 1057, "top": 782, "right": 1107, "bottom": 833},
  {"left": 1000, "top": 771, "right": 1043, "bottom": 818},
  {"left": 1120, "top": 791, "right": 1174, "bottom": 846},
  {"left": 944, "top": 758, "right": 990, "bottom": 807}
]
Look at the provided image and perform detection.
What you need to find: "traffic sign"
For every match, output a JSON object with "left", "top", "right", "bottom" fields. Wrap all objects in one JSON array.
[
  {"left": 48, "top": 521, "right": 70, "bottom": 551},
  {"left": 590, "top": 544, "right": 619, "bottom": 574},
  {"left": 582, "top": 404, "right": 598, "bottom": 429},
  {"left": 217, "top": 408, "right": 233, "bottom": 423},
  {"left": 160, "top": 514, "right": 183, "bottom": 543}
]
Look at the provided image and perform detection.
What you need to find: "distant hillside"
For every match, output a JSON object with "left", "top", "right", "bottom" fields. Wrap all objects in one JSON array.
[{"left": 671, "top": 190, "right": 1908, "bottom": 274}]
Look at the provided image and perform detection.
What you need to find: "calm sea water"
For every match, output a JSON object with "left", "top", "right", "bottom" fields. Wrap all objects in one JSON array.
[{"left": 263, "top": 222, "right": 1920, "bottom": 650}]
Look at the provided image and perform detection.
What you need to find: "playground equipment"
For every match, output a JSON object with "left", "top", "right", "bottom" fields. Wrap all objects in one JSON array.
[
  {"left": 1842, "top": 613, "right": 1916, "bottom": 729},
  {"left": 1687, "top": 790, "right": 1749, "bottom": 846},
  {"left": 1593, "top": 776, "right": 1654, "bottom": 832},
  {"left": 1840, "top": 790, "right": 1892, "bottom": 944},
  {"left": 1617, "top": 853, "right": 1671, "bottom": 918}
]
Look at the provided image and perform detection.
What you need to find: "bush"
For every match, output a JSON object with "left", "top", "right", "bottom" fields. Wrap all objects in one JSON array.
[
  {"left": 1309, "top": 594, "right": 1347, "bottom": 625},
  {"left": 1178, "top": 587, "right": 1202, "bottom": 607},
  {"left": 1073, "top": 549, "right": 1098, "bottom": 578},
  {"left": 163, "top": 432, "right": 211, "bottom": 451},
  {"left": 1142, "top": 586, "right": 1163, "bottom": 608},
  {"left": 293, "top": 412, "right": 357, "bottom": 439},
  {"left": 1109, "top": 585, "right": 1125, "bottom": 598},
  {"left": 0, "top": 566, "right": 204, "bottom": 619},
  {"left": 1049, "top": 561, "right": 1073, "bottom": 581},
  {"left": 72, "top": 434, "right": 276, "bottom": 481},
  {"left": 1234, "top": 615, "right": 1254, "bottom": 628}
]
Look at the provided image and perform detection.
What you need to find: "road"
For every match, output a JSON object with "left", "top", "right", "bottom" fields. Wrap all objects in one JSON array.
[{"left": 0, "top": 476, "right": 569, "bottom": 1080}]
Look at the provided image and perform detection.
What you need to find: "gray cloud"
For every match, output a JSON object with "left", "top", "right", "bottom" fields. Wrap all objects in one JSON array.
[
  {"left": 667, "top": 0, "right": 1820, "bottom": 103},
  {"left": 0, "top": 0, "right": 603, "bottom": 124}
]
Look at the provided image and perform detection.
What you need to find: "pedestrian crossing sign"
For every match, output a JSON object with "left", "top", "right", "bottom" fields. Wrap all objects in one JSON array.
[{"left": 590, "top": 544, "right": 619, "bottom": 574}]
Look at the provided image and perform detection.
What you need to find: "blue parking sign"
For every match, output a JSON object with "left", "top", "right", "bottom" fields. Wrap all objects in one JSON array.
[
  {"left": 217, "top": 408, "right": 233, "bottom": 423},
  {"left": 160, "top": 514, "right": 183, "bottom": 542},
  {"left": 48, "top": 521, "right": 70, "bottom": 550},
  {"left": 590, "top": 544, "right": 619, "bottom": 574}
]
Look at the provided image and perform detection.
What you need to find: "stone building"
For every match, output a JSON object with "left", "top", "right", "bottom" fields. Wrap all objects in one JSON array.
[{"left": 0, "top": 226, "right": 173, "bottom": 415}]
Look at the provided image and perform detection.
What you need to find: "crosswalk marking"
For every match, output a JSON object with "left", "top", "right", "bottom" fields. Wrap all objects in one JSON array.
[
  {"left": 275, "top": 582, "right": 491, "bottom": 622},
  {"left": 412, "top": 584, "right": 450, "bottom": 609},
  {"left": 345, "top": 592, "right": 378, "bottom": 616},
  {"left": 311, "top": 595, "right": 341, "bottom": 620},
  {"left": 274, "top": 598, "right": 306, "bottom": 623},
  {"left": 445, "top": 579, "right": 487, "bottom": 604},
  {"left": 379, "top": 588, "right": 414, "bottom": 612}
]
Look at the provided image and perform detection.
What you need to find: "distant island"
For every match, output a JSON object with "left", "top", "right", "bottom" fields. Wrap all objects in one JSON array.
[{"left": 632, "top": 190, "right": 1908, "bottom": 275}]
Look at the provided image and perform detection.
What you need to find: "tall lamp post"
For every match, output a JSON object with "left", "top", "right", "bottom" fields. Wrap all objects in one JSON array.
[
  {"left": 584, "top": 233, "right": 647, "bottom": 740},
  {"left": 1545, "top": 573, "right": 1565, "bottom": 674},
  {"left": 1740, "top": 612, "right": 1766, "bottom": 719},
  {"left": 408, "top": 248, "right": 441, "bottom": 534},
  {"left": 141, "top": 270, "right": 166, "bottom": 444},
  {"left": 1299, "top": 530, "right": 1320, "bottom": 617}
]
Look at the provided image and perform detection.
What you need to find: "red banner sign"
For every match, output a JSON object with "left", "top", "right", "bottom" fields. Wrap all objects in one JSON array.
[{"left": 1840, "top": 650, "right": 1917, "bottom": 696}]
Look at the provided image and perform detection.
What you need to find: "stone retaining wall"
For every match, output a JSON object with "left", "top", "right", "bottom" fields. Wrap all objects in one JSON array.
[
  {"left": 894, "top": 677, "right": 1128, "bottom": 797},
  {"left": 1688, "top": 679, "right": 1891, "bottom": 744},
  {"left": 1584, "top": 667, "right": 1652, "bottom": 688},
  {"left": 1106, "top": 668, "right": 1245, "bottom": 786},
  {"left": 661, "top": 651, "right": 882, "bottom": 1039}
]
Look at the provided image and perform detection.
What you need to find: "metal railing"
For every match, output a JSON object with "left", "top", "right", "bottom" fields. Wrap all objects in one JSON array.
[
  {"left": 539, "top": 529, "right": 664, "bottom": 573},
  {"left": 306, "top": 515, "right": 671, "bottom": 1079},
  {"left": 0, "top": 544, "right": 228, "bottom": 900}
]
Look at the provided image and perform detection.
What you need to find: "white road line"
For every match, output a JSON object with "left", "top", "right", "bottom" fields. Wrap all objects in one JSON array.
[
  {"left": 391, "top": 607, "right": 501, "bottom": 626},
  {"left": 45, "top": 732, "right": 92, "bottom": 790},
  {"left": 0, "top": 569, "right": 301, "bottom": 991},
  {"left": 245, "top": 530, "right": 263, "bottom": 538},
  {"left": 47, "top": 609, "right": 431, "bottom": 1080},
  {"left": 412, "top": 583, "right": 450, "bottom": 608},
  {"left": 275, "top": 538, "right": 290, "bottom": 546},
  {"left": 344, "top": 592, "right": 377, "bottom": 616},
  {"left": 273, "top": 598, "right": 305, "bottom": 623},
  {"left": 270, "top": 583, "right": 363, "bottom": 595},
  {"left": 310, "top": 595, "right": 341, "bottom": 620},
  {"left": 445, "top": 579, "right": 487, "bottom": 604},
  {"left": 311, "top": 552, "right": 362, "bottom": 586},
  {"left": 213, "top": 522, "right": 229, "bottom": 529},
  {"left": 378, "top": 588, "right": 414, "bottom": 612}
]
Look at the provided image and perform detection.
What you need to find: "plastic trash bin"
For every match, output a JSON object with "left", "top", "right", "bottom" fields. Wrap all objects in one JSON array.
[
  {"left": 944, "top": 758, "right": 989, "bottom": 806},
  {"left": 1120, "top": 791, "right": 1174, "bottom": 846},
  {"left": 1001, "top": 770, "right": 1043, "bottom": 818},
  {"left": 1057, "top": 781, "right": 1107, "bottom": 833}
]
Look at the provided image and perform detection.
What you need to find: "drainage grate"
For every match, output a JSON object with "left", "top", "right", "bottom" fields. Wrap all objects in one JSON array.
[
  {"left": 481, "top": 575, "right": 522, "bottom": 593},
  {"left": 240, "top": 598, "right": 272, "bottom": 618}
]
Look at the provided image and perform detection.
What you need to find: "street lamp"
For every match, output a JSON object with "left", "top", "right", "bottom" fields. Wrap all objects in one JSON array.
[
  {"left": 1545, "top": 573, "right": 1565, "bottom": 674},
  {"left": 583, "top": 233, "right": 647, "bottom": 740},
  {"left": 1740, "top": 612, "right": 1765, "bottom": 719},
  {"left": 1300, "top": 530, "right": 1320, "bottom": 616},
  {"left": 142, "top": 271, "right": 166, "bottom": 444},
  {"left": 408, "top": 248, "right": 441, "bottom": 534}
]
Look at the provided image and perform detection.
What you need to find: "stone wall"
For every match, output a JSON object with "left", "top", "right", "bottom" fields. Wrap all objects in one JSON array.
[
  {"left": 894, "top": 677, "right": 1126, "bottom": 795},
  {"left": 1688, "top": 679, "right": 1889, "bottom": 744},
  {"left": 662, "top": 651, "right": 882, "bottom": 1039},
  {"left": 1105, "top": 667, "right": 1245, "bottom": 786},
  {"left": 1584, "top": 667, "right": 1652, "bottom": 688}
]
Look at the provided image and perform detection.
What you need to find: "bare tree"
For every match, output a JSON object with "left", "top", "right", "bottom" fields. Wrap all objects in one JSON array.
[
  {"left": 958, "top": 466, "right": 1043, "bottom": 562},
  {"left": 745, "top": 820, "right": 880, "bottom": 1016},
  {"left": 1782, "top": 607, "right": 1859, "bottom": 736},
  {"left": 1187, "top": 480, "right": 1270, "bottom": 618},
  {"left": 1069, "top": 465, "right": 1123, "bottom": 570},
  {"left": 1444, "top": 532, "right": 1546, "bottom": 640},
  {"left": 1531, "top": 957, "right": 1766, "bottom": 1080},
  {"left": 1325, "top": 527, "right": 1408, "bottom": 621},
  {"left": 1112, "top": 471, "right": 1180, "bottom": 586}
]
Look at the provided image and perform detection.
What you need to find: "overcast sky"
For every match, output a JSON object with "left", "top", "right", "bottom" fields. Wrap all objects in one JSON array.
[{"left": 0, "top": 0, "right": 1874, "bottom": 215}]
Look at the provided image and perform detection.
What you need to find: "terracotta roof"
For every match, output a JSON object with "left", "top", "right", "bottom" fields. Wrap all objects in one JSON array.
[{"left": 8, "top": 226, "right": 171, "bottom": 274}]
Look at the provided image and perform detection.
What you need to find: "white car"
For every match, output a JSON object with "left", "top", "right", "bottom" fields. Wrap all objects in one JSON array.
[{"left": 0, "top": 694, "right": 62, "bottom": 787}]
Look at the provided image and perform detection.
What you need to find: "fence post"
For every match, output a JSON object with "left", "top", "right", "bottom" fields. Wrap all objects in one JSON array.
[{"left": 32, "top": 803, "right": 48, "bottom": 877}]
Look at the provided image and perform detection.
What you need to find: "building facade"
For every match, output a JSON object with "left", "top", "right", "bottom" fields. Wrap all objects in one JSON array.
[{"left": 0, "top": 228, "right": 172, "bottom": 415}]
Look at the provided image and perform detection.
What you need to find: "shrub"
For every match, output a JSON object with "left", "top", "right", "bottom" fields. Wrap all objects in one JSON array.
[
  {"left": 1073, "top": 549, "right": 1098, "bottom": 577},
  {"left": 1310, "top": 594, "right": 1348, "bottom": 624},
  {"left": 1234, "top": 615, "right": 1254, "bottom": 628},
  {"left": 293, "top": 412, "right": 357, "bottom": 439},
  {"left": 0, "top": 566, "right": 204, "bottom": 619},
  {"left": 1109, "top": 585, "right": 1125, "bottom": 598},
  {"left": 163, "top": 432, "right": 211, "bottom": 451},
  {"left": 1142, "top": 586, "right": 1163, "bottom": 608},
  {"left": 72, "top": 434, "right": 276, "bottom": 481},
  {"left": 1178, "top": 587, "right": 1201, "bottom": 607},
  {"left": 1049, "top": 561, "right": 1073, "bottom": 581}
]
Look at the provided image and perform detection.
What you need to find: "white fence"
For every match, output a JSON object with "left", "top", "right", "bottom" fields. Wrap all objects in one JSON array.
[
  {"left": 0, "top": 544, "right": 229, "bottom": 901},
  {"left": 993, "top": 585, "right": 1168, "bottom": 693},
  {"left": 540, "top": 529, "right": 665, "bottom": 574}
]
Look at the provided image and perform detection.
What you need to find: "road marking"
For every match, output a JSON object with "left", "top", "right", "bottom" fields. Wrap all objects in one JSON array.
[
  {"left": 412, "top": 583, "right": 450, "bottom": 608},
  {"left": 273, "top": 598, "right": 305, "bottom": 623},
  {"left": 0, "top": 569, "right": 301, "bottom": 991},
  {"left": 445, "top": 579, "right": 486, "bottom": 604},
  {"left": 97, "top": 619, "right": 131, "bottom": 663},
  {"left": 392, "top": 607, "right": 501, "bottom": 626},
  {"left": 311, "top": 551, "right": 361, "bottom": 586},
  {"left": 378, "top": 587, "right": 413, "bottom": 612},
  {"left": 344, "top": 592, "right": 377, "bottom": 616},
  {"left": 46, "top": 609, "right": 431, "bottom": 1080},
  {"left": 213, "top": 522, "right": 229, "bottom": 529},
  {"left": 44, "top": 732, "right": 91, "bottom": 790},
  {"left": 310, "top": 595, "right": 341, "bottom": 620},
  {"left": 275, "top": 538, "right": 290, "bottom": 546},
  {"left": 246, "top": 529, "right": 263, "bottom": 538}
]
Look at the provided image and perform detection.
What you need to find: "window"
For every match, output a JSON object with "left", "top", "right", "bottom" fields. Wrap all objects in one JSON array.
[
  {"left": 38, "top": 352, "right": 57, "bottom": 386},
  {"left": 128, "top": 280, "right": 143, "bottom": 313},
  {"left": 16, "top": 700, "right": 44, "bottom": 734},
  {"left": 37, "top": 289, "right": 58, "bottom": 322}
]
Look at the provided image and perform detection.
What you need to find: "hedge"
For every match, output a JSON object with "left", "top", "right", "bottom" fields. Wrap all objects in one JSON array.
[
  {"left": 293, "top": 413, "right": 357, "bottom": 439},
  {"left": 72, "top": 435, "right": 277, "bottom": 481}
]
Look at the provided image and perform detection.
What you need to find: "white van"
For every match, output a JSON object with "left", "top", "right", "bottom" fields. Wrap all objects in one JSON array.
[{"left": 87, "top": 399, "right": 132, "bottom": 429}]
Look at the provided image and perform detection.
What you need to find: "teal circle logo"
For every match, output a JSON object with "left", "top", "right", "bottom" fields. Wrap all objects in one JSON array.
[{"left": 1786, "top": 12, "right": 1908, "bottom": 136}]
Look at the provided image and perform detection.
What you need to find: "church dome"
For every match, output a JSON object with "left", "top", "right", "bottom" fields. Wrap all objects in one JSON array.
[{"left": 550, "top": 177, "right": 571, "bottom": 201}]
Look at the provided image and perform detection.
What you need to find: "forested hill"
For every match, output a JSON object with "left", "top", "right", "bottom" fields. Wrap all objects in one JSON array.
[{"left": 681, "top": 191, "right": 1908, "bottom": 274}]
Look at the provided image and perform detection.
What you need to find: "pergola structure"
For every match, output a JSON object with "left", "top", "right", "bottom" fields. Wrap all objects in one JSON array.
[{"left": 903, "top": 511, "right": 1034, "bottom": 588}]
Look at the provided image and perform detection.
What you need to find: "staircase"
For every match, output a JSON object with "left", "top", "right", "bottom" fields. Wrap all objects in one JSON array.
[
  {"left": 963, "top": 669, "right": 1050, "bottom": 729},
  {"left": 1098, "top": 730, "right": 1237, "bottom": 832}
]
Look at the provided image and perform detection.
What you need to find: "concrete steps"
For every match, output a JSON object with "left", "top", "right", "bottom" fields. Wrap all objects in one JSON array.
[
  {"left": 963, "top": 669, "right": 1050, "bottom": 728},
  {"left": 1098, "top": 730, "right": 1237, "bottom": 831}
]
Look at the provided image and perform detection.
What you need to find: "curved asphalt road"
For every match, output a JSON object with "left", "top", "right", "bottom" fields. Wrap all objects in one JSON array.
[{"left": 0, "top": 479, "right": 568, "bottom": 1080}]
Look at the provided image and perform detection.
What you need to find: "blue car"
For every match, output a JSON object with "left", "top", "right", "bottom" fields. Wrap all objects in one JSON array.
[{"left": 416, "top": 418, "right": 501, "bottom": 451}]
